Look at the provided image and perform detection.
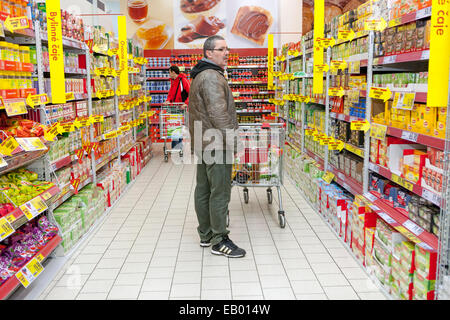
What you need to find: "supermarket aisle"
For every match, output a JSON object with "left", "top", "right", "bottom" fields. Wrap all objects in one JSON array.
[{"left": 37, "top": 146, "right": 387, "bottom": 300}]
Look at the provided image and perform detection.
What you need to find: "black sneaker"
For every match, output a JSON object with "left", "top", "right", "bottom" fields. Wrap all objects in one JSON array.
[
  {"left": 211, "top": 236, "right": 246, "bottom": 258},
  {"left": 200, "top": 238, "right": 212, "bottom": 247}
]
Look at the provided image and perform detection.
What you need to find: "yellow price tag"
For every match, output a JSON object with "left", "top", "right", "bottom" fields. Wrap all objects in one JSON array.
[
  {"left": 369, "top": 87, "right": 392, "bottom": 102},
  {"left": 65, "top": 92, "right": 75, "bottom": 101},
  {"left": 90, "top": 115, "right": 104, "bottom": 123},
  {"left": 20, "top": 196, "right": 48, "bottom": 220},
  {"left": 103, "top": 130, "right": 118, "bottom": 140},
  {"left": 338, "top": 29, "right": 355, "bottom": 42},
  {"left": 0, "top": 136, "right": 19, "bottom": 156},
  {"left": 16, "top": 137, "right": 47, "bottom": 151},
  {"left": 4, "top": 16, "right": 30, "bottom": 33},
  {"left": 350, "top": 120, "right": 371, "bottom": 132},
  {"left": 26, "top": 94, "right": 49, "bottom": 108},
  {"left": 391, "top": 174, "right": 414, "bottom": 191},
  {"left": 370, "top": 123, "right": 388, "bottom": 141},
  {"left": 314, "top": 64, "right": 329, "bottom": 73},
  {"left": 322, "top": 171, "right": 335, "bottom": 184},
  {"left": 5, "top": 100, "right": 27, "bottom": 116},
  {"left": 0, "top": 217, "right": 15, "bottom": 241}
]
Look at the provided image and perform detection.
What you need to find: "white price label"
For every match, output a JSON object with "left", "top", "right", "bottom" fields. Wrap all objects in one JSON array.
[
  {"left": 364, "top": 192, "right": 377, "bottom": 202},
  {"left": 401, "top": 130, "right": 419, "bottom": 142},
  {"left": 368, "top": 162, "right": 380, "bottom": 173},
  {"left": 378, "top": 212, "right": 396, "bottom": 224},
  {"left": 370, "top": 205, "right": 380, "bottom": 212},
  {"left": 403, "top": 220, "right": 424, "bottom": 236},
  {"left": 330, "top": 112, "right": 336, "bottom": 118},
  {"left": 338, "top": 172, "right": 345, "bottom": 181},
  {"left": 416, "top": 6, "right": 432, "bottom": 20},
  {"left": 422, "top": 188, "right": 441, "bottom": 206},
  {"left": 384, "top": 55, "right": 396, "bottom": 64},
  {"left": 420, "top": 50, "right": 430, "bottom": 60},
  {"left": 417, "top": 242, "right": 434, "bottom": 251},
  {"left": 15, "top": 137, "right": 48, "bottom": 152},
  {"left": 50, "top": 163, "right": 57, "bottom": 171},
  {"left": 338, "top": 114, "right": 345, "bottom": 120}
]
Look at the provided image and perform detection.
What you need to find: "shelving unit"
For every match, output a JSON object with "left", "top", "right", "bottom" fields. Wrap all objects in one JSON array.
[
  {"left": 0, "top": 11, "right": 151, "bottom": 299},
  {"left": 281, "top": 1, "right": 449, "bottom": 300}
]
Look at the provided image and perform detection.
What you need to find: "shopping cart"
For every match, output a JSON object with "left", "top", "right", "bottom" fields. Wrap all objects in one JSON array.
[
  {"left": 230, "top": 123, "right": 286, "bottom": 228},
  {"left": 160, "top": 103, "right": 186, "bottom": 162}
]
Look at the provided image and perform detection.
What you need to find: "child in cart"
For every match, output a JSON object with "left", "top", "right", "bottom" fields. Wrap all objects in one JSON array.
[{"left": 163, "top": 65, "right": 190, "bottom": 149}]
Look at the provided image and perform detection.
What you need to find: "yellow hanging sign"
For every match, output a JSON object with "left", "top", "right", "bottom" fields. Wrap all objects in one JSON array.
[
  {"left": 267, "top": 34, "right": 274, "bottom": 90},
  {"left": 4, "top": 16, "right": 30, "bottom": 33},
  {"left": 338, "top": 29, "right": 355, "bottom": 42},
  {"left": 118, "top": 16, "right": 129, "bottom": 96},
  {"left": 330, "top": 60, "right": 348, "bottom": 70},
  {"left": 364, "top": 18, "right": 387, "bottom": 31},
  {"left": 314, "top": 64, "right": 329, "bottom": 73},
  {"left": 369, "top": 87, "right": 392, "bottom": 102},
  {"left": 46, "top": 0, "right": 66, "bottom": 104},
  {"left": 5, "top": 100, "right": 27, "bottom": 116},
  {"left": 427, "top": 0, "right": 450, "bottom": 108},
  {"left": 26, "top": 94, "right": 49, "bottom": 108},
  {"left": 313, "top": 0, "right": 324, "bottom": 94},
  {"left": 351, "top": 120, "right": 371, "bottom": 132},
  {"left": 328, "top": 87, "right": 345, "bottom": 97}
]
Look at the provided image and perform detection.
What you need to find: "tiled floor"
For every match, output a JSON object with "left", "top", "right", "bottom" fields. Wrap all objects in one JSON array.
[{"left": 38, "top": 145, "right": 387, "bottom": 300}]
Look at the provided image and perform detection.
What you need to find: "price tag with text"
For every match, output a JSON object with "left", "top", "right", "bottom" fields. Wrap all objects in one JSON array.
[
  {"left": 370, "top": 123, "right": 388, "bottom": 141},
  {"left": 350, "top": 120, "right": 370, "bottom": 132},
  {"left": 402, "top": 220, "right": 424, "bottom": 236},
  {"left": 4, "top": 16, "right": 30, "bottom": 33},
  {"left": 16, "top": 137, "right": 47, "bottom": 152},
  {"left": 0, "top": 136, "right": 19, "bottom": 156},
  {"left": 20, "top": 197, "right": 48, "bottom": 220},
  {"left": 322, "top": 171, "right": 335, "bottom": 184},
  {"left": 401, "top": 130, "right": 419, "bottom": 143},
  {"left": 5, "top": 100, "right": 27, "bottom": 116},
  {"left": 65, "top": 92, "right": 75, "bottom": 101},
  {"left": 15, "top": 257, "right": 44, "bottom": 288},
  {"left": 364, "top": 18, "right": 387, "bottom": 31},
  {"left": 391, "top": 173, "right": 414, "bottom": 191},
  {"left": 338, "top": 29, "right": 355, "bottom": 42},
  {"left": 377, "top": 211, "right": 396, "bottom": 224},
  {"left": 90, "top": 115, "right": 104, "bottom": 123},
  {"left": 364, "top": 192, "right": 378, "bottom": 203},
  {"left": 0, "top": 217, "right": 15, "bottom": 241},
  {"left": 26, "top": 94, "right": 49, "bottom": 108},
  {"left": 422, "top": 188, "right": 441, "bottom": 206},
  {"left": 393, "top": 92, "right": 415, "bottom": 110}
]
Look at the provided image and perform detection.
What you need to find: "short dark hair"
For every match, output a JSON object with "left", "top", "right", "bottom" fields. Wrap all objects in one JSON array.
[
  {"left": 203, "top": 35, "right": 225, "bottom": 57},
  {"left": 169, "top": 65, "right": 180, "bottom": 74}
]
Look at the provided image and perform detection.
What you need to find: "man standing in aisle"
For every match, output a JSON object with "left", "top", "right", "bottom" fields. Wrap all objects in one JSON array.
[{"left": 188, "top": 35, "right": 246, "bottom": 258}]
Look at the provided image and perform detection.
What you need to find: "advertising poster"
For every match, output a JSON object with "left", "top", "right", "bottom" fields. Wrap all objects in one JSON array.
[
  {"left": 302, "top": 0, "right": 366, "bottom": 34},
  {"left": 121, "top": 0, "right": 279, "bottom": 50}
]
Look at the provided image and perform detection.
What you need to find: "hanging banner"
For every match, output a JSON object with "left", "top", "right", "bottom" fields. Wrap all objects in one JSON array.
[
  {"left": 46, "top": 0, "right": 66, "bottom": 104},
  {"left": 118, "top": 16, "right": 129, "bottom": 96},
  {"left": 427, "top": 0, "right": 450, "bottom": 108},
  {"left": 313, "top": 0, "right": 324, "bottom": 94},
  {"left": 268, "top": 34, "right": 274, "bottom": 90}
]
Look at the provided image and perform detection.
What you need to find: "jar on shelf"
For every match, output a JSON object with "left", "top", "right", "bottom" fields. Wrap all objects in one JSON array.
[
  {"left": 0, "top": 42, "right": 7, "bottom": 61},
  {"left": 12, "top": 44, "right": 20, "bottom": 62}
]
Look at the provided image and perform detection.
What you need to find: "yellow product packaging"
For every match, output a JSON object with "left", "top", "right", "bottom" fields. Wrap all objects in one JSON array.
[
  {"left": 434, "top": 107, "right": 446, "bottom": 138},
  {"left": 419, "top": 106, "right": 436, "bottom": 135}
]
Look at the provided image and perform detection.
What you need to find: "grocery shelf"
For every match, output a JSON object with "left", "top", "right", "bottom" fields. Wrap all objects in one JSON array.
[
  {"left": 385, "top": 126, "right": 445, "bottom": 150},
  {"left": 329, "top": 164, "right": 364, "bottom": 196},
  {"left": 43, "top": 66, "right": 87, "bottom": 75},
  {"left": 368, "top": 162, "right": 441, "bottom": 207},
  {"left": 344, "top": 142, "right": 365, "bottom": 158},
  {"left": 387, "top": 6, "right": 432, "bottom": 29},
  {"left": 95, "top": 150, "right": 119, "bottom": 172},
  {"left": 233, "top": 91, "right": 275, "bottom": 95},
  {"left": 52, "top": 176, "right": 92, "bottom": 209},
  {"left": 0, "top": 235, "right": 62, "bottom": 300},
  {"left": 0, "top": 149, "right": 48, "bottom": 175},
  {"left": 121, "top": 142, "right": 136, "bottom": 156},
  {"left": 286, "top": 139, "right": 302, "bottom": 153},
  {"left": 330, "top": 112, "right": 365, "bottom": 123},
  {"left": 150, "top": 90, "right": 169, "bottom": 94},
  {"left": 374, "top": 50, "right": 430, "bottom": 65},
  {"left": 3, "top": 184, "right": 61, "bottom": 232},
  {"left": 305, "top": 149, "right": 324, "bottom": 170},
  {"left": 363, "top": 190, "right": 438, "bottom": 252},
  {"left": 229, "top": 81, "right": 268, "bottom": 85},
  {"left": 40, "top": 32, "right": 86, "bottom": 51},
  {"left": 50, "top": 154, "right": 76, "bottom": 171},
  {"left": 235, "top": 99, "right": 271, "bottom": 103},
  {"left": 236, "top": 110, "right": 273, "bottom": 114},
  {"left": 227, "top": 64, "right": 268, "bottom": 69},
  {"left": 147, "top": 78, "right": 170, "bottom": 80},
  {"left": 146, "top": 66, "right": 170, "bottom": 70}
]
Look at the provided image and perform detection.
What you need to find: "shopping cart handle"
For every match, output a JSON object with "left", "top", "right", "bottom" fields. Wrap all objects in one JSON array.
[{"left": 261, "top": 123, "right": 270, "bottom": 130}]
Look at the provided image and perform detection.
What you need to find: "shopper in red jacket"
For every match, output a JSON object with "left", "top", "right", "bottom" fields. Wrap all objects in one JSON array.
[{"left": 164, "top": 65, "right": 190, "bottom": 149}]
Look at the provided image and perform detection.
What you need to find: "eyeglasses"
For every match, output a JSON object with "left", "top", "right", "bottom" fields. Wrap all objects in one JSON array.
[{"left": 210, "top": 47, "right": 230, "bottom": 52}]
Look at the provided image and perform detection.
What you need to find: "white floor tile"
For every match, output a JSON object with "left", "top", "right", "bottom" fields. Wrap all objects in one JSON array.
[
  {"left": 262, "top": 287, "right": 296, "bottom": 300},
  {"left": 138, "top": 291, "right": 170, "bottom": 300},
  {"left": 107, "top": 285, "right": 141, "bottom": 300},
  {"left": 80, "top": 279, "right": 115, "bottom": 293},
  {"left": 259, "top": 275, "right": 291, "bottom": 289},
  {"left": 231, "top": 282, "right": 263, "bottom": 296},
  {"left": 141, "top": 278, "right": 173, "bottom": 292},
  {"left": 201, "top": 277, "right": 231, "bottom": 290},
  {"left": 115, "top": 273, "right": 146, "bottom": 286},
  {"left": 173, "top": 271, "right": 201, "bottom": 284},
  {"left": 170, "top": 283, "right": 201, "bottom": 298},
  {"left": 146, "top": 266, "right": 175, "bottom": 279},
  {"left": 316, "top": 273, "right": 350, "bottom": 287},
  {"left": 76, "top": 293, "right": 108, "bottom": 300},
  {"left": 290, "top": 280, "right": 324, "bottom": 295},
  {"left": 323, "top": 286, "right": 360, "bottom": 300},
  {"left": 201, "top": 289, "right": 232, "bottom": 300}
]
